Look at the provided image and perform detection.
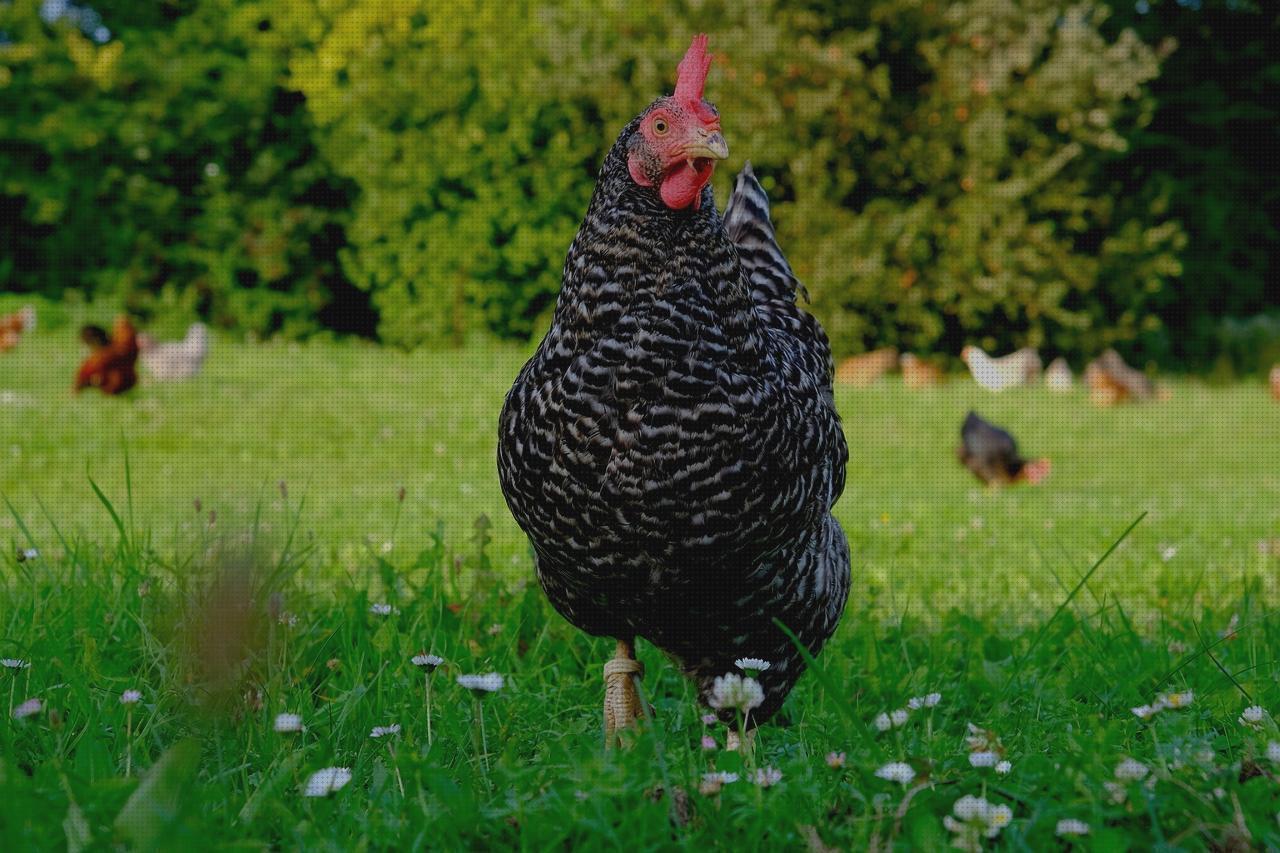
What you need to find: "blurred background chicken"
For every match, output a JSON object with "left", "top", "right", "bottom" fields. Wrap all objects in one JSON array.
[
  {"left": 961, "top": 346, "right": 1042, "bottom": 392},
  {"left": 0, "top": 305, "right": 36, "bottom": 352},
  {"left": 74, "top": 315, "right": 139, "bottom": 395},
  {"left": 957, "top": 412, "right": 1051, "bottom": 486},
  {"left": 835, "top": 348, "right": 897, "bottom": 387},
  {"left": 900, "top": 353, "right": 943, "bottom": 389},
  {"left": 1045, "top": 357, "right": 1074, "bottom": 393},
  {"left": 1084, "top": 349, "right": 1157, "bottom": 406},
  {"left": 139, "top": 322, "right": 210, "bottom": 381},
  {"left": 1270, "top": 365, "right": 1279, "bottom": 401}
]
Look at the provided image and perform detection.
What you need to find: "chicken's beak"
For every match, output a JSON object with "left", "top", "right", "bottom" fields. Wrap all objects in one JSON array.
[{"left": 681, "top": 130, "right": 729, "bottom": 162}]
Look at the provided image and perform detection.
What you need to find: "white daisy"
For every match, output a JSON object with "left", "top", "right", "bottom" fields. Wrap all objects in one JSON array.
[
  {"left": 303, "top": 767, "right": 352, "bottom": 797},
  {"left": 1266, "top": 741, "right": 1280, "bottom": 764},
  {"left": 274, "top": 713, "right": 304, "bottom": 733},
  {"left": 698, "top": 770, "right": 739, "bottom": 795},
  {"left": 750, "top": 766, "right": 782, "bottom": 787},
  {"left": 1, "top": 659, "right": 30, "bottom": 670},
  {"left": 1240, "top": 705, "right": 1265, "bottom": 725},
  {"left": 703, "top": 771, "right": 739, "bottom": 785},
  {"left": 734, "top": 657, "right": 771, "bottom": 673},
  {"left": 1131, "top": 704, "right": 1159, "bottom": 720},
  {"left": 20, "top": 548, "right": 38, "bottom": 561},
  {"left": 1161, "top": 690, "right": 1194, "bottom": 709},
  {"left": 369, "top": 603, "right": 394, "bottom": 616},
  {"left": 825, "top": 751, "right": 846, "bottom": 769},
  {"left": 874, "top": 712, "right": 892, "bottom": 732},
  {"left": 370, "top": 723, "right": 401, "bottom": 739},
  {"left": 994, "top": 760, "right": 1012, "bottom": 775},
  {"left": 12, "top": 697, "right": 41, "bottom": 719},
  {"left": 411, "top": 653, "right": 444, "bottom": 671},
  {"left": 457, "top": 673, "right": 504, "bottom": 693},
  {"left": 708, "top": 673, "right": 763, "bottom": 713},
  {"left": 1055, "top": 818, "right": 1090, "bottom": 837},
  {"left": 875, "top": 762, "right": 916, "bottom": 785},
  {"left": 120, "top": 689, "right": 142, "bottom": 705},
  {"left": 969, "top": 751, "right": 999, "bottom": 768},
  {"left": 908, "top": 692, "right": 942, "bottom": 710},
  {"left": 1114, "top": 757, "right": 1149, "bottom": 782},
  {"left": 890, "top": 708, "right": 909, "bottom": 727}
]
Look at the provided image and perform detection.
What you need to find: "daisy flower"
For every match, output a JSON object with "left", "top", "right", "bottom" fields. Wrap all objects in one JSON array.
[
  {"left": 369, "top": 603, "right": 394, "bottom": 616},
  {"left": 370, "top": 724, "right": 401, "bottom": 739},
  {"left": 907, "top": 692, "right": 942, "bottom": 710},
  {"left": 1239, "top": 705, "right": 1265, "bottom": 726},
  {"left": 274, "top": 713, "right": 304, "bottom": 733},
  {"left": 1131, "top": 704, "right": 1159, "bottom": 720},
  {"left": 874, "top": 712, "right": 892, "bottom": 732},
  {"left": 12, "top": 697, "right": 41, "bottom": 719},
  {"left": 734, "top": 657, "right": 771, "bottom": 673},
  {"left": 457, "top": 673, "right": 504, "bottom": 694},
  {"left": 120, "top": 689, "right": 142, "bottom": 705},
  {"left": 1, "top": 659, "right": 29, "bottom": 670},
  {"left": 1266, "top": 741, "right": 1280, "bottom": 764},
  {"left": 303, "top": 767, "right": 352, "bottom": 797},
  {"left": 750, "top": 766, "right": 782, "bottom": 788},
  {"left": 969, "top": 751, "right": 999, "bottom": 768},
  {"left": 1055, "top": 818, "right": 1090, "bottom": 837},
  {"left": 825, "top": 751, "right": 846, "bottom": 769},
  {"left": 994, "top": 760, "right": 1012, "bottom": 775},
  {"left": 875, "top": 762, "right": 916, "bottom": 785},
  {"left": 1114, "top": 758, "right": 1149, "bottom": 782},
  {"left": 708, "top": 673, "right": 763, "bottom": 713},
  {"left": 890, "top": 708, "right": 909, "bottom": 727},
  {"left": 699, "top": 771, "right": 739, "bottom": 795},
  {"left": 411, "top": 653, "right": 443, "bottom": 671},
  {"left": 1160, "top": 690, "right": 1194, "bottom": 710}
]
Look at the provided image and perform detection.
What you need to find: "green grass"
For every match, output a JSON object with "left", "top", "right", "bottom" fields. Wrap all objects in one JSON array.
[{"left": 2, "top": 326, "right": 1280, "bottom": 849}]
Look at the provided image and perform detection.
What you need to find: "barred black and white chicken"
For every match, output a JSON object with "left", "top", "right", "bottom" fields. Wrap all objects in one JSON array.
[{"left": 498, "top": 35, "right": 850, "bottom": 738}]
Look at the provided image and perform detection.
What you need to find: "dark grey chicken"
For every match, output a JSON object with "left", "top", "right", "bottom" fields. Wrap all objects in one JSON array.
[
  {"left": 498, "top": 35, "right": 850, "bottom": 737},
  {"left": 957, "top": 411, "right": 1051, "bottom": 486}
]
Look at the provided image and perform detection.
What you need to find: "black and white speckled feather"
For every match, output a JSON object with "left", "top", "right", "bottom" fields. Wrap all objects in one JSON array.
[{"left": 498, "top": 110, "right": 851, "bottom": 725}]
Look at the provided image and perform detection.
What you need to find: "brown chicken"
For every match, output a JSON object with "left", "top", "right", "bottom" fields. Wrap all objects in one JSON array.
[
  {"left": 901, "top": 353, "right": 943, "bottom": 389},
  {"left": 1083, "top": 349, "right": 1157, "bottom": 406},
  {"left": 74, "top": 316, "right": 139, "bottom": 395},
  {"left": 1270, "top": 364, "right": 1279, "bottom": 401},
  {"left": 0, "top": 305, "right": 36, "bottom": 352},
  {"left": 835, "top": 348, "right": 898, "bottom": 387}
]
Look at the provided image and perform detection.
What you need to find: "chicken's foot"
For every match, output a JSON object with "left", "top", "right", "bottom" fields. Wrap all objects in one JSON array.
[{"left": 603, "top": 638, "right": 645, "bottom": 747}]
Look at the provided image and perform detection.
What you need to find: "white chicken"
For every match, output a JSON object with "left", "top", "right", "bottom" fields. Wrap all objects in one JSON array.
[
  {"left": 1045, "top": 357, "right": 1074, "bottom": 393},
  {"left": 961, "top": 346, "right": 1042, "bottom": 393},
  {"left": 138, "top": 323, "right": 210, "bottom": 381}
]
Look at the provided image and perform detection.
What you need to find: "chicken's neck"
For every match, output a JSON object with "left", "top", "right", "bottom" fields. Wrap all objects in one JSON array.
[{"left": 546, "top": 148, "right": 761, "bottom": 359}]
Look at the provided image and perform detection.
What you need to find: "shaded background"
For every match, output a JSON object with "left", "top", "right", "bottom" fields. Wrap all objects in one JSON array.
[{"left": 1, "top": 0, "right": 1277, "bottom": 373}]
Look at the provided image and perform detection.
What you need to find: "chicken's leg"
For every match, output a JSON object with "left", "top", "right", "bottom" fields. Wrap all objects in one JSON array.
[{"left": 603, "top": 637, "right": 645, "bottom": 747}]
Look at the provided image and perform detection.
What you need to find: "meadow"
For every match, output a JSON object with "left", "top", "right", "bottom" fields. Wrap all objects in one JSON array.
[{"left": 2, "top": 327, "right": 1280, "bottom": 849}]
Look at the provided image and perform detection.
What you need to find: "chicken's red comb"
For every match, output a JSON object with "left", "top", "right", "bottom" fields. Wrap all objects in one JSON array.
[{"left": 674, "top": 33, "right": 713, "bottom": 105}]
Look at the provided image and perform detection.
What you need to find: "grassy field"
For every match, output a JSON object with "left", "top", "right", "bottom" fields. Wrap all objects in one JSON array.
[{"left": 2, "top": 325, "right": 1280, "bottom": 849}]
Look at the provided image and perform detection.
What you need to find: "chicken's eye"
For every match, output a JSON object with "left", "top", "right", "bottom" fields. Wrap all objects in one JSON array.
[{"left": 653, "top": 118, "right": 669, "bottom": 136}]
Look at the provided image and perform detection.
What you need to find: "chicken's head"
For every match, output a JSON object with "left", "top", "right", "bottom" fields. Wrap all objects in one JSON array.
[{"left": 627, "top": 34, "right": 728, "bottom": 211}]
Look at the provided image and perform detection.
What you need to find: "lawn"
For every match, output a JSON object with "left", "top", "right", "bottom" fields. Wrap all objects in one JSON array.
[{"left": 2, "top": 325, "right": 1280, "bottom": 849}]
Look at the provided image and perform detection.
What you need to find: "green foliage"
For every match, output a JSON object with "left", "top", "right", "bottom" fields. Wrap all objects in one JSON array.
[
  {"left": 0, "top": 0, "right": 363, "bottom": 338},
  {"left": 2, "top": 0, "right": 1270, "bottom": 364}
]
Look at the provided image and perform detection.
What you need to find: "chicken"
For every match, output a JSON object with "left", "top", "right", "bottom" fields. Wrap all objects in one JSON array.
[
  {"left": 1045, "top": 357, "right": 1073, "bottom": 393},
  {"left": 900, "top": 353, "right": 943, "bottom": 389},
  {"left": 961, "top": 346, "right": 1042, "bottom": 392},
  {"left": 1269, "top": 364, "right": 1279, "bottom": 402},
  {"left": 957, "top": 412, "right": 1051, "bottom": 486},
  {"left": 74, "top": 315, "right": 139, "bottom": 395},
  {"left": 835, "top": 348, "right": 897, "bottom": 387},
  {"left": 1083, "top": 349, "right": 1156, "bottom": 406},
  {"left": 139, "top": 323, "right": 210, "bottom": 380},
  {"left": 0, "top": 305, "right": 36, "bottom": 352},
  {"left": 498, "top": 35, "right": 849, "bottom": 740}
]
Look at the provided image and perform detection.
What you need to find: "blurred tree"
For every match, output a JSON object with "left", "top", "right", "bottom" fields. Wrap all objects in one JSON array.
[
  {"left": 786, "top": 0, "right": 1184, "bottom": 363},
  {"left": 1104, "top": 0, "right": 1279, "bottom": 372},
  {"left": 0, "top": 0, "right": 369, "bottom": 337}
]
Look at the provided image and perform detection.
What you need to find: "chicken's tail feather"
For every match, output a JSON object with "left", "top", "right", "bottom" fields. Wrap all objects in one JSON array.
[{"left": 723, "top": 162, "right": 808, "bottom": 304}]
